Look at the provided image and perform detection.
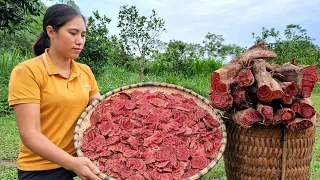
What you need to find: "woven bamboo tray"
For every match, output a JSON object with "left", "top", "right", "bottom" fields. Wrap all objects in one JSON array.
[
  {"left": 74, "top": 82, "right": 227, "bottom": 180},
  {"left": 223, "top": 119, "right": 316, "bottom": 180}
]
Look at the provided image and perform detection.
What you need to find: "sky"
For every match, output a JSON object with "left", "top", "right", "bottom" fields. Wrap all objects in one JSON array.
[{"left": 43, "top": 0, "right": 320, "bottom": 48}]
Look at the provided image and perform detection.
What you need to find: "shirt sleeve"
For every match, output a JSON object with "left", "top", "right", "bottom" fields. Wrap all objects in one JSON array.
[
  {"left": 85, "top": 65, "right": 100, "bottom": 97},
  {"left": 8, "top": 64, "right": 41, "bottom": 106}
]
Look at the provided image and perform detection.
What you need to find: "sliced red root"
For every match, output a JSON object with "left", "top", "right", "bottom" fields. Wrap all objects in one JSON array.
[
  {"left": 253, "top": 59, "right": 284, "bottom": 102},
  {"left": 210, "top": 62, "right": 243, "bottom": 93},
  {"left": 232, "top": 108, "right": 262, "bottom": 128},
  {"left": 234, "top": 69, "right": 255, "bottom": 87},
  {"left": 286, "top": 115, "right": 316, "bottom": 131},
  {"left": 273, "top": 107, "right": 296, "bottom": 125}
]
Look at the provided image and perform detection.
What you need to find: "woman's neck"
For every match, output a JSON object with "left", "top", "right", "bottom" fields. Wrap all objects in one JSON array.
[{"left": 47, "top": 48, "right": 72, "bottom": 77}]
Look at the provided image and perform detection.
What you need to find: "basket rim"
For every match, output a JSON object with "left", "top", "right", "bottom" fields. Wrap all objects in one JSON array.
[{"left": 74, "top": 82, "right": 227, "bottom": 180}]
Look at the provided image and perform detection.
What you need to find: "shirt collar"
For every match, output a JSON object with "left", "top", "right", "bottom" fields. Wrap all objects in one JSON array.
[{"left": 42, "top": 48, "right": 80, "bottom": 78}]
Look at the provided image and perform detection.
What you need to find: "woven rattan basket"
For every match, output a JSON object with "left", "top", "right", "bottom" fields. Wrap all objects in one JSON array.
[
  {"left": 74, "top": 82, "right": 227, "bottom": 180},
  {"left": 223, "top": 119, "right": 316, "bottom": 180}
]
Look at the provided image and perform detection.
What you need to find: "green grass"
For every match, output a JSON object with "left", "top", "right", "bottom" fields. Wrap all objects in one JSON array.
[
  {"left": 310, "top": 95, "right": 320, "bottom": 113},
  {"left": 311, "top": 127, "right": 320, "bottom": 179},
  {"left": 0, "top": 115, "right": 19, "bottom": 180},
  {"left": 0, "top": 115, "right": 20, "bottom": 160},
  {"left": 97, "top": 64, "right": 212, "bottom": 98}
]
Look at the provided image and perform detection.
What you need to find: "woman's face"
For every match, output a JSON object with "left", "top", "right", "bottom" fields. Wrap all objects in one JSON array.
[{"left": 49, "top": 15, "right": 86, "bottom": 60}]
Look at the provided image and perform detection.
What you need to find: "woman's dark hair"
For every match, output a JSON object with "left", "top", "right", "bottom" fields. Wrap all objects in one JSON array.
[{"left": 32, "top": 4, "right": 86, "bottom": 56}]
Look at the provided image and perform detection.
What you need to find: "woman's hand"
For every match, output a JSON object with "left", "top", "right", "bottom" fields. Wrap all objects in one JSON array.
[{"left": 68, "top": 156, "right": 101, "bottom": 180}]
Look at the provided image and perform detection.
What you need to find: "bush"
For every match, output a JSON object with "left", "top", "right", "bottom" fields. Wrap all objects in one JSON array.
[
  {"left": 0, "top": 49, "right": 31, "bottom": 116},
  {"left": 144, "top": 58, "right": 223, "bottom": 77}
]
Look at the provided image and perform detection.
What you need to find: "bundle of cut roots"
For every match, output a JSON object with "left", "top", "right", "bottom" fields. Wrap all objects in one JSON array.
[{"left": 209, "top": 42, "right": 319, "bottom": 131}]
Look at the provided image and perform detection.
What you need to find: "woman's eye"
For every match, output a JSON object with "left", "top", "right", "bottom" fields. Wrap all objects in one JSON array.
[{"left": 70, "top": 32, "right": 77, "bottom": 35}]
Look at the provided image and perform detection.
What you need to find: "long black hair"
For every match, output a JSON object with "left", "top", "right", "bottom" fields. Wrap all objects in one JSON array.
[{"left": 32, "top": 4, "right": 86, "bottom": 56}]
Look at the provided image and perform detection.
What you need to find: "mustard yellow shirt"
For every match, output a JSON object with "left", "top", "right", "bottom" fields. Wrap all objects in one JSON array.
[{"left": 8, "top": 49, "right": 99, "bottom": 170}]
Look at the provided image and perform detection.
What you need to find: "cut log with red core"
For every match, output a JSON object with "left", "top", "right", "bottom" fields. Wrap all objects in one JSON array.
[
  {"left": 234, "top": 69, "right": 255, "bottom": 87},
  {"left": 256, "top": 103, "right": 273, "bottom": 126},
  {"left": 280, "top": 82, "right": 299, "bottom": 104},
  {"left": 291, "top": 98, "right": 315, "bottom": 119},
  {"left": 231, "top": 85, "right": 251, "bottom": 110},
  {"left": 208, "top": 42, "right": 317, "bottom": 132},
  {"left": 210, "top": 62, "right": 243, "bottom": 93},
  {"left": 232, "top": 108, "right": 262, "bottom": 128},
  {"left": 230, "top": 42, "right": 277, "bottom": 66},
  {"left": 273, "top": 107, "right": 296, "bottom": 125},
  {"left": 301, "top": 65, "right": 319, "bottom": 97},
  {"left": 209, "top": 91, "right": 233, "bottom": 111},
  {"left": 253, "top": 59, "right": 284, "bottom": 102},
  {"left": 286, "top": 115, "right": 316, "bottom": 132},
  {"left": 273, "top": 63, "right": 318, "bottom": 98}
]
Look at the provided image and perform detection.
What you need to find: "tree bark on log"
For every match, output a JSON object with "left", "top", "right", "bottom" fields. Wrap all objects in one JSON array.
[
  {"left": 256, "top": 103, "right": 274, "bottom": 126},
  {"left": 291, "top": 98, "right": 315, "bottom": 119},
  {"left": 286, "top": 115, "right": 316, "bottom": 132},
  {"left": 231, "top": 85, "right": 251, "bottom": 110},
  {"left": 231, "top": 108, "right": 262, "bottom": 128},
  {"left": 209, "top": 91, "right": 233, "bottom": 111},
  {"left": 210, "top": 62, "right": 243, "bottom": 93},
  {"left": 280, "top": 82, "right": 299, "bottom": 104},
  {"left": 230, "top": 42, "right": 277, "bottom": 66},
  {"left": 234, "top": 69, "right": 255, "bottom": 87},
  {"left": 253, "top": 59, "right": 284, "bottom": 102},
  {"left": 273, "top": 107, "right": 296, "bottom": 125},
  {"left": 273, "top": 63, "right": 318, "bottom": 98}
]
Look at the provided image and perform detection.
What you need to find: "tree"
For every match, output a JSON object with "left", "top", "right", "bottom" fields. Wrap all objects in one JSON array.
[
  {"left": 202, "top": 32, "right": 245, "bottom": 61},
  {"left": 118, "top": 5, "right": 166, "bottom": 80},
  {"left": 202, "top": 32, "right": 224, "bottom": 59},
  {"left": 252, "top": 24, "right": 320, "bottom": 65},
  {"left": 78, "top": 11, "right": 114, "bottom": 75},
  {"left": 0, "top": 0, "right": 43, "bottom": 33},
  {"left": 77, "top": 11, "right": 130, "bottom": 75},
  {"left": 218, "top": 44, "right": 245, "bottom": 60}
]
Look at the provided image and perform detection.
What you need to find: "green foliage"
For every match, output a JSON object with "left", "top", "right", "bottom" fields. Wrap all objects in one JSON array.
[
  {"left": 252, "top": 24, "right": 320, "bottom": 65},
  {"left": 144, "top": 57, "right": 223, "bottom": 78},
  {"left": 78, "top": 11, "right": 130, "bottom": 76},
  {"left": 203, "top": 32, "right": 224, "bottom": 58},
  {"left": 203, "top": 32, "right": 245, "bottom": 60},
  {"left": 0, "top": 0, "right": 43, "bottom": 33},
  {"left": 0, "top": 49, "right": 31, "bottom": 116},
  {"left": 0, "top": 2, "right": 43, "bottom": 54},
  {"left": 192, "top": 58, "right": 224, "bottom": 76},
  {"left": 118, "top": 5, "right": 166, "bottom": 80},
  {"left": 0, "top": 30, "right": 38, "bottom": 55}
]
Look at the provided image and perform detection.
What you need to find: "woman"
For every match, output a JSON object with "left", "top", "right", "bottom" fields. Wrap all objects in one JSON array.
[{"left": 8, "top": 4, "right": 102, "bottom": 180}]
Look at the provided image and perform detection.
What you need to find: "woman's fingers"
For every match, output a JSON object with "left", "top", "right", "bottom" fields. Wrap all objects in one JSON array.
[
  {"left": 85, "top": 158, "right": 100, "bottom": 175},
  {"left": 72, "top": 157, "right": 101, "bottom": 180}
]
